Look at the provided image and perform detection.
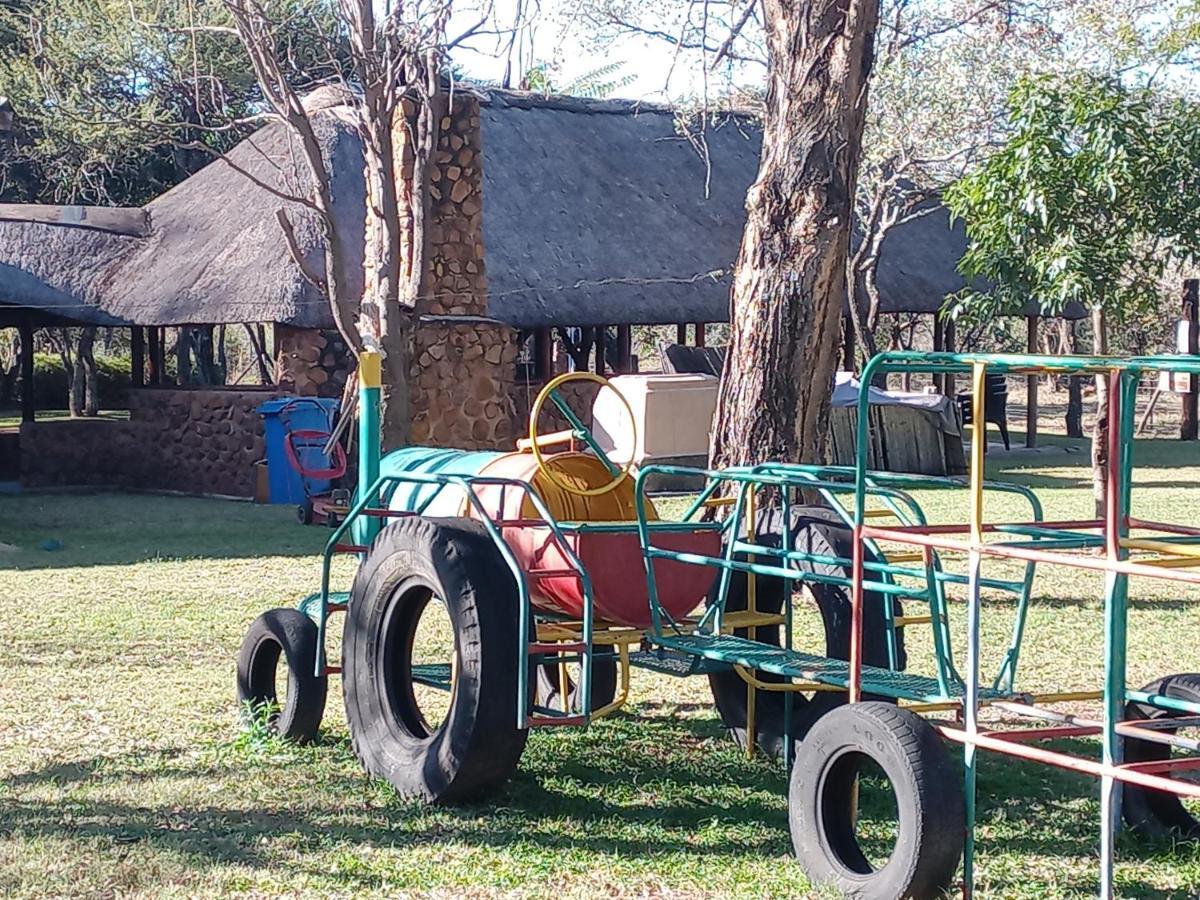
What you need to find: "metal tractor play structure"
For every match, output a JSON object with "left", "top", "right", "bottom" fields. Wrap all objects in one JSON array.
[{"left": 237, "top": 350, "right": 1200, "bottom": 899}]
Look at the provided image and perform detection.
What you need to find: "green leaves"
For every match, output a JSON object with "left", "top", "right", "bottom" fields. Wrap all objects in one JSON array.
[{"left": 945, "top": 72, "right": 1200, "bottom": 326}]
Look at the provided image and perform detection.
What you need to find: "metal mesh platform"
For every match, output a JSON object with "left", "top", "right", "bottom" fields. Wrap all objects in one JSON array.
[
  {"left": 629, "top": 649, "right": 730, "bottom": 677},
  {"left": 654, "top": 633, "right": 1005, "bottom": 703}
]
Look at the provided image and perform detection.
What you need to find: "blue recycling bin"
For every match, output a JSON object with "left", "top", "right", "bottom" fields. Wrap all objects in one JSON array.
[{"left": 258, "top": 397, "right": 340, "bottom": 504}]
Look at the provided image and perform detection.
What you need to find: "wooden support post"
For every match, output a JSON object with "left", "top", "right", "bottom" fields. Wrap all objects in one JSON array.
[
  {"left": 130, "top": 327, "right": 145, "bottom": 388},
  {"left": 1026, "top": 314, "right": 1039, "bottom": 448},
  {"left": 616, "top": 324, "right": 632, "bottom": 373},
  {"left": 933, "top": 315, "right": 946, "bottom": 394},
  {"left": 176, "top": 328, "right": 192, "bottom": 385},
  {"left": 593, "top": 326, "right": 606, "bottom": 375},
  {"left": 696, "top": 323, "right": 706, "bottom": 347},
  {"left": 944, "top": 320, "right": 957, "bottom": 399},
  {"left": 1184, "top": 279, "right": 1199, "bottom": 442},
  {"left": 842, "top": 314, "right": 856, "bottom": 371},
  {"left": 18, "top": 316, "right": 34, "bottom": 424},
  {"left": 534, "top": 328, "right": 553, "bottom": 380},
  {"left": 676, "top": 323, "right": 687, "bottom": 346}
]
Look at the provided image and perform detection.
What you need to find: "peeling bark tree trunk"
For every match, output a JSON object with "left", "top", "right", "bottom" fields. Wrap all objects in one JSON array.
[{"left": 711, "top": 0, "right": 880, "bottom": 469}]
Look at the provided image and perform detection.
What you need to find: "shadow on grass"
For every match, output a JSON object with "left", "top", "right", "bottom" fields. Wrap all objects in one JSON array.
[
  {"left": 0, "top": 716, "right": 1191, "bottom": 897},
  {"left": 0, "top": 491, "right": 327, "bottom": 569}
]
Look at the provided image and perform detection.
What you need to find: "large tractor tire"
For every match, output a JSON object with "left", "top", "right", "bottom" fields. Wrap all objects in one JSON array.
[
  {"left": 1122, "top": 673, "right": 1200, "bottom": 839},
  {"left": 707, "top": 506, "right": 904, "bottom": 759},
  {"left": 790, "top": 702, "right": 963, "bottom": 900},
  {"left": 342, "top": 516, "right": 528, "bottom": 804},
  {"left": 235, "top": 607, "right": 327, "bottom": 744}
]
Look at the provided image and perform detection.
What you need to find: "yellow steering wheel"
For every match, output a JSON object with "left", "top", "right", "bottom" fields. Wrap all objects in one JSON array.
[{"left": 524, "top": 371, "right": 637, "bottom": 497}]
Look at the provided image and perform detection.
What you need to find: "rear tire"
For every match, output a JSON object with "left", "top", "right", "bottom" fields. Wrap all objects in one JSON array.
[
  {"left": 235, "top": 608, "right": 327, "bottom": 743},
  {"left": 342, "top": 516, "right": 528, "bottom": 803},
  {"left": 1122, "top": 673, "right": 1200, "bottom": 839},
  {"left": 790, "top": 702, "right": 963, "bottom": 900},
  {"left": 707, "top": 506, "right": 903, "bottom": 759}
]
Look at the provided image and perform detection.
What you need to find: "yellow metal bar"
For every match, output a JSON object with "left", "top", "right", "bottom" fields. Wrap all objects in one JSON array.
[
  {"left": 884, "top": 551, "right": 925, "bottom": 564},
  {"left": 1135, "top": 555, "right": 1200, "bottom": 569},
  {"left": 733, "top": 665, "right": 846, "bottom": 692},
  {"left": 536, "top": 610, "right": 786, "bottom": 645},
  {"left": 894, "top": 615, "right": 933, "bottom": 627},
  {"left": 902, "top": 689, "right": 1103, "bottom": 714},
  {"left": 703, "top": 496, "right": 737, "bottom": 508},
  {"left": 863, "top": 509, "right": 896, "bottom": 519},
  {"left": 970, "top": 362, "right": 987, "bottom": 543},
  {"left": 591, "top": 642, "right": 632, "bottom": 720},
  {"left": 1121, "top": 537, "right": 1200, "bottom": 559},
  {"left": 359, "top": 350, "right": 382, "bottom": 388}
]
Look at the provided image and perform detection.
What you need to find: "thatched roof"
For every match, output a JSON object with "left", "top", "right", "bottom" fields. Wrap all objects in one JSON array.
[
  {"left": 478, "top": 92, "right": 758, "bottom": 327},
  {"left": 0, "top": 222, "right": 131, "bottom": 327},
  {"left": 101, "top": 91, "right": 363, "bottom": 328},
  {"left": 866, "top": 205, "right": 1088, "bottom": 321},
  {"left": 0, "top": 85, "right": 1085, "bottom": 329}
]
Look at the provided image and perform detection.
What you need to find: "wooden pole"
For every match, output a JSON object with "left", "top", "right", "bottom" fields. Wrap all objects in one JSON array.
[
  {"left": 696, "top": 323, "right": 706, "bottom": 347},
  {"left": 130, "top": 327, "right": 145, "bottom": 388},
  {"left": 616, "top": 324, "right": 632, "bottom": 373},
  {"left": 944, "top": 319, "right": 957, "bottom": 399},
  {"left": 842, "top": 313, "right": 856, "bottom": 371},
  {"left": 18, "top": 316, "right": 34, "bottom": 424},
  {"left": 147, "top": 327, "right": 160, "bottom": 384},
  {"left": 593, "top": 326, "right": 606, "bottom": 375},
  {"left": 1184, "top": 279, "right": 1199, "bottom": 441},
  {"left": 534, "top": 327, "right": 553, "bottom": 379},
  {"left": 933, "top": 314, "right": 946, "bottom": 394},
  {"left": 1026, "top": 314, "right": 1039, "bottom": 448},
  {"left": 676, "top": 323, "right": 687, "bottom": 346}
]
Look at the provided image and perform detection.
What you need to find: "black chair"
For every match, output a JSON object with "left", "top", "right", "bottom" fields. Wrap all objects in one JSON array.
[{"left": 957, "top": 373, "right": 1010, "bottom": 451}]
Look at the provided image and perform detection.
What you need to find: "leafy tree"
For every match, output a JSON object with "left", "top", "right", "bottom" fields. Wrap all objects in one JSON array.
[{"left": 945, "top": 72, "right": 1200, "bottom": 508}]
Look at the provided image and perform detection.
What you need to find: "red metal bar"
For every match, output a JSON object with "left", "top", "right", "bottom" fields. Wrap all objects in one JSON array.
[
  {"left": 323, "top": 665, "right": 342, "bottom": 676},
  {"left": 938, "top": 725, "right": 1200, "bottom": 797},
  {"left": 849, "top": 525, "right": 865, "bottom": 703},
  {"left": 981, "top": 724, "right": 1102, "bottom": 743},
  {"left": 528, "top": 642, "right": 586, "bottom": 655},
  {"left": 528, "top": 715, "right": 587, "bottom": 728},
  {"left": 861, "top": 527, "right": 1200, "bottom": 586},
  {"left": 327, "top": 602, "right": 347, "bottom": 613},
  {"left": 1105, "top": 370, "right": 1122, "bottom": 561},
  {"left": 1122, "top": 756, "right": 1200, "bottom": 776},
  {"left": 333, "top": 543, "right": 369, "bottom": 554},
  {"left": 1128, "top": 518, "right": 1200, "bottom": 537}
]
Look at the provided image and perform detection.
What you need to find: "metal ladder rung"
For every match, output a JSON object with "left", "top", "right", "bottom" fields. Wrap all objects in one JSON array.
[
  {"left": 529, "top": 641, "right": 587, "bottom": 655},
  {"left": 894, "top": 615, "right": 933, "bottom": 627},
  {"left": 885, "top": 551, "right": 926, "bottom": 564}
]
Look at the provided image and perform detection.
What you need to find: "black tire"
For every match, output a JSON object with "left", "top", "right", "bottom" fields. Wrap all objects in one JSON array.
[
  {"left": 707, "top": 506, "right": 904, "bottom": 759},
  {"left": 790, "top": 702, "right": 963, "bottom": 900},
  {"left": 297, "top": 501, "right": 314, "bottom": 525},
  {"left": 342, "top": 516, "right": 528, "bottom": 803},
  {"left": 1122, "top": 673, "right": 1200, "bottom": 839},
  {"left": 535, "top": 649, "right": 619, "bottom": 714},
  {"left": 235, "top": 608, "right": 327, "bottom": 744}
]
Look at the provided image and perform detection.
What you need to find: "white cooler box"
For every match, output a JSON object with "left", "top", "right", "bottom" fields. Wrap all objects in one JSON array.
[{"left": 592, "top": 373, "right": 718, "bottom": 466}]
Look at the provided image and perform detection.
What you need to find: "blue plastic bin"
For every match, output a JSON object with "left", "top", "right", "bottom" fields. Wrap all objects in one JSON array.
[{"left": 258, "top": 397, "right": 340, "bottom": 504}]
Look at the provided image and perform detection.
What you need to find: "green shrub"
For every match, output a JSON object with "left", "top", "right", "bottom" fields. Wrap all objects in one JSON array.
[{"left": 21, "top": 352, "right": 133, "bottom": 410}]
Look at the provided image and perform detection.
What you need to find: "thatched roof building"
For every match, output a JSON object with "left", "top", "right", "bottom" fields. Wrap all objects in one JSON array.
[{"left": 0, "top": 86, "right": 1082, "bottom": 331}]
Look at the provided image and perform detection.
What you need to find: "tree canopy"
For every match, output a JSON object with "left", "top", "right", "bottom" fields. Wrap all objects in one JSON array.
[{"left": 945, "top": 72, "right": 1200, "bottom": 325}]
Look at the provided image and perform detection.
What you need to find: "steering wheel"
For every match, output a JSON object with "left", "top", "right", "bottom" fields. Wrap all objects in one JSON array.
[{"left": 525, "top": 371, "right": 637, "bottom": 497}]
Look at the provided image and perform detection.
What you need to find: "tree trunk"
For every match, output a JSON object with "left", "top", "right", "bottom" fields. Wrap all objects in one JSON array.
[
  {"left": 1091, "top": 306, "right": 1108, "bottom": 516},
  {"left": 71, "top": 327, "right": 97, "bottom": 417},
  {"left": 1063, "top": 320, "right": 1084, "bottom": 438},
  {"left": 710, "top": 0, "right": 880, "bottom": 469}
]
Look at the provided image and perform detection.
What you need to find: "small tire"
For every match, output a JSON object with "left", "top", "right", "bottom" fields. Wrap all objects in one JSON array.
[
  {"left": 790, "top": 702, "right": 963, "bottom": 900},
  {"left": 235, "top": 608, "right": 327, "bottom": 743},
  {"left": 1122, "top": 673, "right": 1200, "bottom": 839},
  {"left": 536, "top": 650, "right": 619, "bottom": 714},
  {"left": 297, "top": 501, "right": 314, "bottom": 525},
  {"left": 707, "top": 506, "right": 903, "bottom": 759},
  {"left": 342, "top": 516, "right": 528, "bottom": 803}
]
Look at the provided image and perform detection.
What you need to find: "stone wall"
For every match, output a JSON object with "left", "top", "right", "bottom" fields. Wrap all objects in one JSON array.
[
  {"left": 275, "top": 325, "right": 352, "bottom": 398},
  {"left": 21, "top": 387, "right": 280, "bottom": 496}
]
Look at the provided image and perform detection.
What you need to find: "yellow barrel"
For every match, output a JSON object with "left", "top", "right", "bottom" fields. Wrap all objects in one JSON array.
[{"left": 471, "top": 451, "right": 659, "bottom": 522}]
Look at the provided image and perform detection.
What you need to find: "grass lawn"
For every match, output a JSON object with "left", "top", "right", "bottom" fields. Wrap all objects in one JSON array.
[
  {"left": 0, "top": 409, "right": 130, "bottom": 431},
  {"left": 2, "top": 429, "right": 1200, "bottom": 898}
]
